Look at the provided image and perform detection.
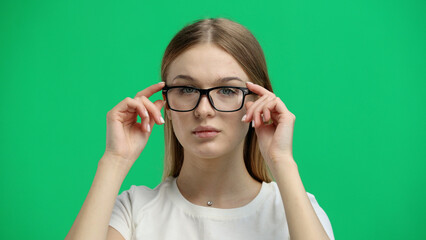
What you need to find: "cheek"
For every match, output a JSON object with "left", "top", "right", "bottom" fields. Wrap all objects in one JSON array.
[
  {"left": 228, "top": 115, "right": 250, "bottom": 139},
  {"left": 240, "top": 121, "right": 250, "bottom": 138},
  {"left": 170, "top": 113, "right": 182, "bottom": 129},
  {"left": 170, "top": 113, "right": 190, "bottom": 140}
]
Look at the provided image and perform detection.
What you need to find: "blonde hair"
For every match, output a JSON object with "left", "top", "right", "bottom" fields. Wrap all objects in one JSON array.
[{"left": 160, "top": 18, "right": 274, "bottom": 183}]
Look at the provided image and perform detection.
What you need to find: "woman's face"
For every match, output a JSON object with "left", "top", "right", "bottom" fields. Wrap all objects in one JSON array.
[{"left": 165, "top": 43, "right": 254, "bottom": 159}]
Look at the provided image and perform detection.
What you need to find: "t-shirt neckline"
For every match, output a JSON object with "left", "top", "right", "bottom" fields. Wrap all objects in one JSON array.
[{"left": 167, "top": 176, "right": 268, "bottom": 220}]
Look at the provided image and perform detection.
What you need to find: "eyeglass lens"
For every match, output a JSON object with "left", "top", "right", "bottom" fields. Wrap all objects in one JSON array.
[{"left": 167, "top": 87, "right": 244, "bottom": 111}]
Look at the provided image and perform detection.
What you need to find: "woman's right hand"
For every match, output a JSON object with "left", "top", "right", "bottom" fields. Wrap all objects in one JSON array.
[{"left": 102, "top": 81, "right": 166, "bottom": 168}]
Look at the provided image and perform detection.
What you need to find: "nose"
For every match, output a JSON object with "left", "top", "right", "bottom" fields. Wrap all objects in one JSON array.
[{"left": 194, "top": 94, "right": 216, "bottom": 118}]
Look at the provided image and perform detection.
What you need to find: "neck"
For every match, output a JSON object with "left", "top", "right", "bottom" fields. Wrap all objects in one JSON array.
[{"left": 176, "top": 142, "right": 262, "bottom": 208}]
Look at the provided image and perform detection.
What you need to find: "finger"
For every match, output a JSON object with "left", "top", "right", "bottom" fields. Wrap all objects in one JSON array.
[
  {"left": 246, "top": 82, "right": 274, "bottom": 97},
  {"left": 248, "top": 95, "right": 270, "bottom": 126},
  {"left": 276, "top": 97, "right": 292, "bottom": 114},
  {"left": 245, "top": 97, "right": 266, "bottom": 125},
  {"left": 109, "top": 97, "right": 150, "bottom": 132},
  {"left": 245, "top": 101, "right": 255, "bottom": 109},
  {"left": 147, "top": 100, "right": 166, "bottom": 131},
  {"left": 252, "top": 96, "right": 275, "bottom": 128},
  {"left": 262, "top": 104, "right": 271, "bottom": 123},
  {"left": 131, "top": 99, "right": 150, "bottom": 132},
  {"left": 261, "top": 99, "right": 278, "bottom": 125},
  {"left": 140, "top": 96, "right": 165, "bottom": 125},
  {"left": 138, "top": 98, "right": 153, "bottom": 133},
  {"left": 244, "top": 95, "right": 270, "bottom": 125},
  {"left": 265, "top": 96, "right": 294, "bottom": 121},
  {"left": 255, "top": 96, "right": 278, "bottom": 127},
  {"left": 241, "top": 101, "right": 253, "bottom": 122},
  {"left": 140, "top": 113, "right": 150, "bottom": 132},
  {"left": 135, "top": 82, "right": 166, "bottom": 99},
  {"left": 153, "top": 99, "right": 166, "bottom": 111},
  {"left": 111, "top": 97, "right": 148, "bottom": 119},
  {"left": 132, "top": 96, "right": 150, "bottom": 132},
  {"left": 265, "top": 97, "right": 296, "bottom": 125}
]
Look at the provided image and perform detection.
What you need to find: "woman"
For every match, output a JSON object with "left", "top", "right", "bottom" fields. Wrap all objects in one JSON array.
[{"left": 66, "top": 18, "right": 334, "bottom": 240}]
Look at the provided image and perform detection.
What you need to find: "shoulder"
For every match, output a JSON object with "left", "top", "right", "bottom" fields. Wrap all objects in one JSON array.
[{"left": 116, "top": 176, "right": 174, "bottom": 211}]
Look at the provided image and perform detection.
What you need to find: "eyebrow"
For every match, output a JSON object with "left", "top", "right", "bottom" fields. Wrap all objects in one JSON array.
[{"left": 172, "top": 74, "right": 243, "bottom": 83}]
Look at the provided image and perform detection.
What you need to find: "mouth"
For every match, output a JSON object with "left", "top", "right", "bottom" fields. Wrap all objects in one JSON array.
[
  {"left": 192, "top": 126, "right": 221, "bottom": 138},
  {"left": 192, "top": 130, "right": 220, "bottom": 138}
]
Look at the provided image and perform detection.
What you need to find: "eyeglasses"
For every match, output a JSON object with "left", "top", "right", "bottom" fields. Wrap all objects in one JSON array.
[{"left": 162, "top": 85, "right": 255, "bottom": 112}]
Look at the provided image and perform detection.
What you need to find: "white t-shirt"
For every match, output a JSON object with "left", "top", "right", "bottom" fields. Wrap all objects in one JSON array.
[{"left": 109, "top": 176, "right": 335, "bottom": 240}]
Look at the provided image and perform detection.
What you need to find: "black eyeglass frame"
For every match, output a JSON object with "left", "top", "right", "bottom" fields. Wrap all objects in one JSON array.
[{"left": 162, "top": 85, "right": 256, "bottom": 112}]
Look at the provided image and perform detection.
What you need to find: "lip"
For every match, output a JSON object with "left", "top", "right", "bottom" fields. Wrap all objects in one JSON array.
[
  {"left": 192, "top": 126, "right": 221, "bottom": 133},
  {"left": 192, "top": 126, "right": 221, "bottom": 138}
]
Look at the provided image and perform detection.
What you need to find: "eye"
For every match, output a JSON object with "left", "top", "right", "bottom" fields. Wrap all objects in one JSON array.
[
  {"left": 179, "top": 87, "right": 197, "bottom": 94},
  {"left": 218, "top": 87, "right": 238, "bottom": 95}
]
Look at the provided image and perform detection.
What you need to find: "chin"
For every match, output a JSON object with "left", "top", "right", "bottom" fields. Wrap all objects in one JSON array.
[
  {"left": 183, "top": 142, "right": 230, "bottom": 159},
  {"left": 192, "top": 144, "right": 223, "bottom": 158}
]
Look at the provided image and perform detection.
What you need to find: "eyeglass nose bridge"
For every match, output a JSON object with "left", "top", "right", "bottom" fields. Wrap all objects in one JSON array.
[{"left": 193, "top": 88, "right": 216, "bottom": 110}]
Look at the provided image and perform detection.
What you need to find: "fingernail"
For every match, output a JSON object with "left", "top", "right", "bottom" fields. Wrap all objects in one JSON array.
[
  {"left": 241, "top": 115, "right": 246, "bottom": 121},
  {"left": 247, "top": 81, "right": 253, "bottom": 85},
  {"left": 252, "top": 120, "right": 255, "bottom": 128},
  {"left": 147, "top": 124, "right": 151, "bottom": 132},
  {"left": 158, "top": 81, "right": 165, "bottom": 85},
  {"left": 160, "top": 116, "right": 165, "bottom": 124},
  {"left": 144, "top": 110, "right": 149, "bottom": 117}
]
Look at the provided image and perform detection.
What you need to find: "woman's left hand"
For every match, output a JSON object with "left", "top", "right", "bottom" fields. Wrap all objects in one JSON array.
[{"left": 242, "top": 82, "right": 296, "bottom": 166}]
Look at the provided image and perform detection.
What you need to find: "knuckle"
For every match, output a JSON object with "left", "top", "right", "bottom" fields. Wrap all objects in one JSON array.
[
  {"left": 136, "top": 98, "right": 143, "bottom": 106},
  {"left": 106, "top": 110, "right": 114, "bottom": 119}
]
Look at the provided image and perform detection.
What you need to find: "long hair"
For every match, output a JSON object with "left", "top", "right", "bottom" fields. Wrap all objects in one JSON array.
[{"left": 160, "top": 18, "right": 274, "bottom": 183}]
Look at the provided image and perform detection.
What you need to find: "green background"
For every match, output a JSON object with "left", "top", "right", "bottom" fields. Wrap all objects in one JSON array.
[{"left": 1, "top": 0, "right": 425, "bottom": 239}]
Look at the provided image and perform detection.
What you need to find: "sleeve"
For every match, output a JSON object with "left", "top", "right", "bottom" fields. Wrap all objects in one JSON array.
[
  {"left": 307, "top": 193, "right": 335, "bottom": 240},
  {"left": 109, "top": 185, "right": 135, "bottom": 240}
]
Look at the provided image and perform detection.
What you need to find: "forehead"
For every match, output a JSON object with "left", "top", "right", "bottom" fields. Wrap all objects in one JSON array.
[{"left": 167, "top": 43, "right": 249, "bottom": 85}]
